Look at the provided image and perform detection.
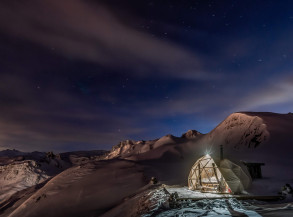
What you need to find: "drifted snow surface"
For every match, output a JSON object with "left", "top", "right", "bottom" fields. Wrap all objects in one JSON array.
[
  {"left": 166, "top": 186, "right": 233, "bottom": 199},
  {"left": 142, "top": 187, "right": 293, "bottom": 217},
  {"left": 155, "top": 198, "right": 261, "bottom": 217},
  {"left": 141, "top": 187, "right": 260, "bottom": 217}
]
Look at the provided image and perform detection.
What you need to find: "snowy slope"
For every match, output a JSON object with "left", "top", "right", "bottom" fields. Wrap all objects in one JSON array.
[
  {"left": 3, "top": 159, "right": 148, "bottom": 217},
  {"left": 59, "top": 150, "right": 108, "bottom": 165},
  {"left": 1, "top": 112, "right": 293, "bottom": 217}
]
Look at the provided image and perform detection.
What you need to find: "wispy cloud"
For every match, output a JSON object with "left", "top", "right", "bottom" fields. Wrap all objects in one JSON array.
[
  {"left": 236, "top": 75, "right": 293, "bottom": 111},
  {"left": 0, "top": 0, "right": 212, "bottom": 80}
]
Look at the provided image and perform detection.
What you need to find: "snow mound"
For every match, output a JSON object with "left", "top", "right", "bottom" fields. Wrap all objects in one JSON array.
[
  {"left": 153, "top": 134, "right": 176, "bottom": 149},
  {"left": 139, "top": 187, "right": 171, "bottom": 217}
]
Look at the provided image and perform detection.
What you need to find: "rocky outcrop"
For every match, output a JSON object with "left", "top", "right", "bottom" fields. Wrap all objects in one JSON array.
[
  {"left": 106, "top": 140, "right": 137, "bottom": 159},
  {"left": 181, "top": 130, "right": 201, "bottom": 139},
  {"left": 106, "top": 131, "right": 204, "bottom": 160}
]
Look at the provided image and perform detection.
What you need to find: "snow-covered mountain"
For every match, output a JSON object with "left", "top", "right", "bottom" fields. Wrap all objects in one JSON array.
[
  {"left": 206, "top": 112, "right": 270, "bottom": 149},
  {"left": 106, "top": 130, "right": 202, "bottom": 160},
  {"left": 1, "top": 112, "right": 293, "bottom": 217},
  {"left": 200, "top": 112, "right": 293, "bottom": 175},
  {"left": 0, "top": 160, "right": 50, "bottom": 202},
  {"left": 0, "top": 151, "right": 71, "bottom": 203}
]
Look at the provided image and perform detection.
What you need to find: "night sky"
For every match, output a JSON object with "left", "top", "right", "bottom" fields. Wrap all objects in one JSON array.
[{"left": 0, "top": 0, "right": 292, "bottom": 152}]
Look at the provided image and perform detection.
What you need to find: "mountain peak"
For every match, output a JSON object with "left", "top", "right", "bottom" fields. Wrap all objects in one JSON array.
[{"left": 181, "top": 130, "right": 201, "bottom": 139}]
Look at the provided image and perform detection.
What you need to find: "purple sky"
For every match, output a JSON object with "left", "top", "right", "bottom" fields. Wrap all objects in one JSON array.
[{"left": 0, "top": 0, "right": 292, "bottom": 152}]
